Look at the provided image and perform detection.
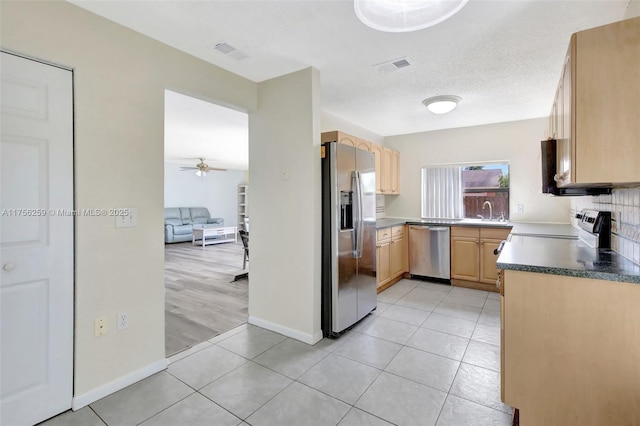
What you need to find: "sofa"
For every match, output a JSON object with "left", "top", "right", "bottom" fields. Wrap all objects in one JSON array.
[{"left": 164, "top": 207, "right": 224, "bottom": 243}]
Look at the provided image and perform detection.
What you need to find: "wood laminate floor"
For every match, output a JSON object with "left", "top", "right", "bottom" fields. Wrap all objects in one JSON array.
[{"left": 164, "top": 241, "right": 248, "bottom": 357}]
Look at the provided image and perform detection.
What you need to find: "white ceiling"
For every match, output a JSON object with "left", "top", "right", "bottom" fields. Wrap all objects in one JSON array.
[
  {"left": 71, "top": 0, "right": 631, "bottom": 166},
  {"left": 164, "top": 90, "right": 248, "bottom": 170}
]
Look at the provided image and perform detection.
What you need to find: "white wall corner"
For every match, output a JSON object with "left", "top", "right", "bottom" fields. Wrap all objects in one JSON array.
[
  {"left": 71, "top": 358, "right": 167, "bottom": 410},
  {"left": 248, "top": 67, "right": 322, "bottom": 342}
]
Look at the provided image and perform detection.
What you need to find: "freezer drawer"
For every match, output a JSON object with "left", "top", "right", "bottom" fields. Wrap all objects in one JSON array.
[{"left": 409, "top": 225, "right": 451, "bottom": 280}]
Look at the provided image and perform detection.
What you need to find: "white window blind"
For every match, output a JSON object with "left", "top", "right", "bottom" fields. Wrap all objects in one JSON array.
[{"left": 421, "top": 166, "right": 463, "bottom": 219}]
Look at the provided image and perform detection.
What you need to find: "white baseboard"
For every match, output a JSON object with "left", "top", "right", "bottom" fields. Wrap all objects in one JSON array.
[
  {"left": 248, "top": 316, "right": 323, "bottom": 345},
  {"left": 72, "top": 358, "right": 167, "bottom": 410}
]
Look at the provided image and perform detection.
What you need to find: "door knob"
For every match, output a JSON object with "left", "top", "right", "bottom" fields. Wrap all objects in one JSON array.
[{"left": 3, "top": 263, "right": 16, "bottom": 271}]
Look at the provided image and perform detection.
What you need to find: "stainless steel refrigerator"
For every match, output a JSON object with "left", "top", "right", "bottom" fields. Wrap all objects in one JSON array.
[{"left": 321, "top": 142, "right": 377, "bottom": 337}]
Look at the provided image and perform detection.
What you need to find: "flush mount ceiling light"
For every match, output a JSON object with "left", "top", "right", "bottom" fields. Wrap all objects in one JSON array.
[
  {"left": 422, "top": 95, "right": 461, "bottom": 114},
  {"left": 354, "top": 0, "right": 469, "bottom": 33}
]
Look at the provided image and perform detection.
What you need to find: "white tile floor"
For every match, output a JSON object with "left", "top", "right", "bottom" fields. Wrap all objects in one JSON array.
[{"left": 41, "top": 279, "right": 512, "bottom": 426}]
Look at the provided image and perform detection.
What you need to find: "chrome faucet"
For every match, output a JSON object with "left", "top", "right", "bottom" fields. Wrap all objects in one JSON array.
[{"left": 482, "top": 201, "right": 493, "bottom": 220}]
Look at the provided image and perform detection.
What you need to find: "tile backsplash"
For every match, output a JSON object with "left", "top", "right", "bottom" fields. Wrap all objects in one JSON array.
[
  {"left": 376, "top": 194, "right": 385, "bottom": 219},
  {"left": 571, "top": 186, "right": 640, "bottom": 265}
]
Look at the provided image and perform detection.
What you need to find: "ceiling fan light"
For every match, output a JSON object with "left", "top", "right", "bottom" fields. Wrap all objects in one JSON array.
[
  {"left": 422, "top": 95, "right": 461, "bottom": 114},
  {"left": 196, "top": 170, "right": 203, "bottom": 177},
  {"left": 354, "top": 0, "right": 469, "bottom": 33}
]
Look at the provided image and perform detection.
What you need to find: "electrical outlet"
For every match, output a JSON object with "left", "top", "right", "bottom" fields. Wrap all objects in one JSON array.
[
  {"left": 516, "top": 204, "right": 524, "bottom": 213},
  {"left": 118, "top": 312, "right": 128, "bottom": 330},
  {"left": 95, "top": 317, "right": 107, "bottom": 336}
]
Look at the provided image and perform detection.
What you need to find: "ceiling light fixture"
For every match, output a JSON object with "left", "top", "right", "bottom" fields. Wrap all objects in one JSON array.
[
  {"left": 422, "top": 95, "right": 461, "bottom": 114},
  {"left": 195, "top": 170, "right": 207, "bottom": 177},
  {"left": 354, "top": 0, "right": 468, "bottom": 33}
]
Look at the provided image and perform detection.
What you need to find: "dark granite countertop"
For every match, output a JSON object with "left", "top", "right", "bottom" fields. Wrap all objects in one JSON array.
[{"left": 497, "top": 235, "right": 640, "bottom": 284}]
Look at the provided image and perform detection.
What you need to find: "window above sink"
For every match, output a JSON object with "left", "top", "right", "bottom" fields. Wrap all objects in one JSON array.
[{"left": 421, "top": 162, "right": 510, "bottom": 221}]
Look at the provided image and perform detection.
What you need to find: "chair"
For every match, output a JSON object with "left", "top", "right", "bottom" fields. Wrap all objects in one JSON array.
[{"left": 239, "top": 230, "right": 249, "bottom": 270}]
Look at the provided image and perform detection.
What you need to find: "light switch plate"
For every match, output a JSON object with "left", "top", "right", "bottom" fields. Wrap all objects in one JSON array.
[{"left": 115, "top": 207, "right": 138, "bottom": 228}]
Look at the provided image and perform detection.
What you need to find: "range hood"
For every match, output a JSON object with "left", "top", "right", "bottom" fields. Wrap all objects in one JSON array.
[{"left": 540, "top": 139, "right": 612, "bottom": 196}]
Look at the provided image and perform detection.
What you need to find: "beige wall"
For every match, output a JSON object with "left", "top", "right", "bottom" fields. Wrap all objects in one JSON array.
[
  {"left": 1, "top": 0, "right": 257, "bottom": 400},
  {"left": 384, "top": 118, "right": 571, "bottom": 223},
  {"left": 248, "top": 68, "right": 323, "bottom": 343}
]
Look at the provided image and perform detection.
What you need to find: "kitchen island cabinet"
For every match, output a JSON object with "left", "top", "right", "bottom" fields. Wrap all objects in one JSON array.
[
  {"left": 451, "top": 226, "right": 511, "bottom": 292},
  {"left": 501, "top": 269, "right": 640, "bottom": 426}
]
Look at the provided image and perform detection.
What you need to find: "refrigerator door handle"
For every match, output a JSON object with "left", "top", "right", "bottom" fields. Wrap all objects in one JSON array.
[
  {"left": 353, "top": 170, "right": 364, "bottom": 258},
  {"left": 351, "top": 171, "right": 359, "bottom": 257}
]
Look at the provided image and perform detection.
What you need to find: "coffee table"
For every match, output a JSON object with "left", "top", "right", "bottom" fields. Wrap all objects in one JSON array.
[{"left": 192, "top": 226, "right": 237, "bottom": 247}]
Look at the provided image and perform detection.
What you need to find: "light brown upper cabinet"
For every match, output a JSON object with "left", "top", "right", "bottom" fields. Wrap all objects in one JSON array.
[
  {"left": 370, "top": 144, "right": 383, "bottom": 193},
  {"left": 356, "top": 138, "right": 371, "bottom": 152},
  {"left": 378, "top": 147, "right": 400, "bottom": 194},
  {"left": 390, "top": 149, "right": 400, "bottom": 194},
  {"left": 551, "top": 17, "right": 640, "bottom": 187},
  {"left": 321, "top": 131, "right": 400, "bottom": 195},
  {"left": 321, "top": 130, "right": 356, "bottom": 147}
]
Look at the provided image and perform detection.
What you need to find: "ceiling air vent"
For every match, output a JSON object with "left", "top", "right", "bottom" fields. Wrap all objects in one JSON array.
[
  {"left": 375, "top": 57, "right": 411, "bottom": 73},
  {"left": 212, "top": 42, "right": 248, "bottom": 61}
]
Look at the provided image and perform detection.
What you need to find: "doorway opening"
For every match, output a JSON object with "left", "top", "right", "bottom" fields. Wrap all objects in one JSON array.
[{"left": 163, "top": 90, "right": 249, "bottom": 357}]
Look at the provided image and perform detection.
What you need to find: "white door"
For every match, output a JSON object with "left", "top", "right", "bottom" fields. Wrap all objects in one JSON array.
[{"left": 0, "top": 52, "right": 74, "bottom": 426}]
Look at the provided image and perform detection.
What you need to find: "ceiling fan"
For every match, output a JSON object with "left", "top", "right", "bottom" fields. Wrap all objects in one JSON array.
[{"left": 180, "top": 158, "right": 226, "bottom": 176}]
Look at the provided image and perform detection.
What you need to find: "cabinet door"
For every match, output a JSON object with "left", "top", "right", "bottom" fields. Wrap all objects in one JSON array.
[
  {"left": 339, "top": 134, "right": 357, "bottom": 147},
  {"left": 401, "top": 234, "right": 408, "bottom": 273},
  {"left": 500, "top": 291, "right": 505, "bottom": 402},
  {"left": 381, "top": 148, "right": 392, "bottom": 193},
  {"left": 390, "top": 150, "right": 400, "bottom": 194},
  {"left": 451, "top": 237, "right": 480, "bottom": 281},
  {"left": 390, "top": 237, "right": 404, "bottom": 277},
  {"left": 556, "top": 44, "right": 574, "bottom": 187},
  {"left": 574, "top": 18, "right": 639, "bottom": 184},
  {"left": 480, "top": 238, "right": 503, "bottom": 284},
  {"left": 376, "top": 241, "right": 391, "bottom": 288},
  {"left": 356, "top": 138, "right": 371, "bottom": 151},
  {"left": 371, "top": 144, "right": 383, "bottom": 194}
]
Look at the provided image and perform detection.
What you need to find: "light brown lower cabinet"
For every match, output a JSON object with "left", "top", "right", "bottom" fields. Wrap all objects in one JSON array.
[
  {"left": 502, "top": 269, "right": 640, "bottom": 426},
  {"left": 450, "top": 226, "right": 511, "bottom": 292},
  {"left": 376, "top": 225, "right": 407, "bottom": 292}
]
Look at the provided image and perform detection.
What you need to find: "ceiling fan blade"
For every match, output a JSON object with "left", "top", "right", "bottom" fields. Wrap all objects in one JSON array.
[
  {"left": 204, "top": 167, "right": 227, "bottom": 172},
  {"left": 180, "top": 167, "right": 198, "bottom": 171}
]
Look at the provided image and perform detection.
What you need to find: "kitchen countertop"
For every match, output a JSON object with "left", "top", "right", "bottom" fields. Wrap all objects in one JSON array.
[
  {"left": 376, "top": 217, "right": 512, "bottom": 229},
  {"left": 497, "top": 235, "right": 640, "bottom": 284},
  {"left": 378, "top": 218, "right": 639, "bottom": 283},
  {"left": 375, "top": 218, "right": 413, "bottom": 229},
  {"left": 509, "top": 222, "right": 578, "bottom": 238}
]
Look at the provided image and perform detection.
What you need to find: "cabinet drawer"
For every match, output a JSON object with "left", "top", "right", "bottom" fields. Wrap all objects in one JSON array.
[
  {"left": 377, "top": 228, "right": 392, "bottom": 242},
  {"left": 451, "top": 226, "right": 479, "bottom": 239},
  {"left": 391, "top": 225, "right": 405, "bottom": 238},
  {"left": 480, "top": 227, "right": 512, "bottom": 240}
]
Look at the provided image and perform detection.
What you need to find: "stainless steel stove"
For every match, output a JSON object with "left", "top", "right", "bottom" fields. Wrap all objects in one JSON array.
[{"left": 576, "top": 209, "right": 611, "bottom": 249}]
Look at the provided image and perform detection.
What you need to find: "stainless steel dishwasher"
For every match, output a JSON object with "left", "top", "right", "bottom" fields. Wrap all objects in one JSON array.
[{"left": 409, "top": 225, "right": 451, "bottom": 280}]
